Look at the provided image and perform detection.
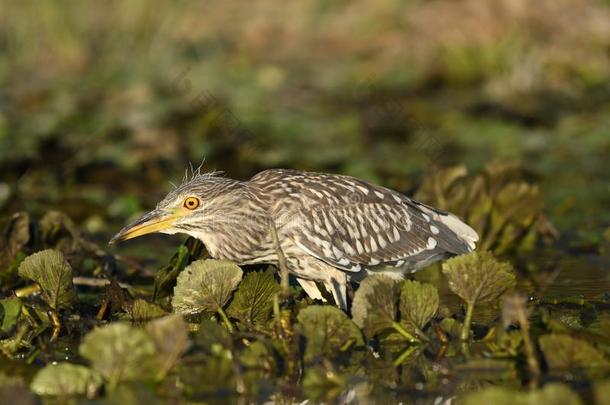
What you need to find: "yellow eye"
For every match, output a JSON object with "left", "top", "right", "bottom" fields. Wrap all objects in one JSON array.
[{"left": 183, "top": 197, "right": 200, "bottom": 210}]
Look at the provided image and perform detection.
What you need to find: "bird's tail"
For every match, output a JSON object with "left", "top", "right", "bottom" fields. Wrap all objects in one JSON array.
[
  {"left": 436, "top": 212, "right": 479, "bottom": 252},
  {"left": 407, "top": 199, "right": 479, "bottom": 254}
]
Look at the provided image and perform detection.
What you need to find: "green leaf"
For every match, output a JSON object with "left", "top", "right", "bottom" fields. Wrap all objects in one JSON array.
[
  {"left": 30, "top": 363, "right": 102, "bottom": 397},
  {"left": 0, "top": 212, "right": 31, "bottom": 290},
  {"left": 17, "top": 249, "right": 76, "bottom": 309},
  {"left": 154, "top": 245, "right": 190, "bottom": 300},
  {"left": 145, "top": 314, "right": 191, "bottom": 378},
  {"left": 178, "top": 351, "right": 235, "bottom": 396},
  {"left": 129, "top": 299, "right": 168, "bottom": 322},
  {"left": 196, "top": 318, "right": 232, "bottom": 351},
  {"left": 442, "top": 251, "right": 516, "bottom": 306},
  {"left": 351, "top": 275, "right": 399, "bottom": 339},
  {"left": 0, "top": 298, "right": 21, "bottom": 334},
  {"left": 172, "top": 259, "right": 243, "bottom": 315},
  {"left": 539, "top": 334, "right": 608, "bottom": 377},
  {"left": 153, "top": 237, "right": 205, "bottom": 300},
  {"left": 462, "top": 383, "right": 583, "bottom": 405},
  {"left": 414, "top": 163, "right": 549, "bottom": 256},
  {"left": 39, "top": 211, "right": 81, "bottom": 252},
  {"left": 297, "top": 305, "right": 364, "bottom": 363},
  {"left": 439, "top": 317, "right": 463, "bottom": 338},
  {"left": 227, "top": 268, "right": 280, "bottom": 328},
  {"left": 0, "top": 212, "right": 31, "bottom": 260},
  {"left": 302, "top": 365, "right": 348, "bottom": 403},
  {"left": 488, "top": 326, "right": 523, "bottom": 357},
  {"left": 443, "top": 251, "right": 516, "bottom": 340},
  {"left": 399, "top": 280, "right": 439, "bottom": 335},
  {"left": 79, "top": 323, "right": 157, "bottom": 385},
  {"left": 238, "top": 340, "right": 275, "bottom": 370}
]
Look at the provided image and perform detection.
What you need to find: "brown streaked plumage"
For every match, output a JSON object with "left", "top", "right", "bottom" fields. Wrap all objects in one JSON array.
[{"left": 110, "top": 169, "right": 479, "bottom": 309}]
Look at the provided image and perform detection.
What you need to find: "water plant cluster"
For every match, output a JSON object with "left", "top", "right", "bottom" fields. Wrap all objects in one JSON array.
[{"left": 1, "top": 166, "right": 608, "bottom": 404}]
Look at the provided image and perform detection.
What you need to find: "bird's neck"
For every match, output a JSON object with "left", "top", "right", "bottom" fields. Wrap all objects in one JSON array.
[{"left": 187, "top": 182, "right": 272, "bottom": 262}]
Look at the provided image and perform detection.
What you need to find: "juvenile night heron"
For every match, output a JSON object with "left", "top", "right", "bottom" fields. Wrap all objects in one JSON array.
[{"left": 110, "top": 169, "right": 478, "bottom": 309}]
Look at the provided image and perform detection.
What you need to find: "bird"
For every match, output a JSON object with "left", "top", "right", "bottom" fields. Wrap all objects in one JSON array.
[{"left": 110, "top": 168, "right": 478, "bottom": 310}]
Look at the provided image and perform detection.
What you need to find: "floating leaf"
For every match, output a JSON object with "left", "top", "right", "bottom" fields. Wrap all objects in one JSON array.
[
  {"left": 183, "top": 322, "right": 234, "bottom": 395},
  {"left": 227, "top": 268, "right": 280, "bottom": 328},
  {"left": 297, "top": 305, "right": 364, "bottom": 363},
  {"left": 238, "top": 340, "right": 275, "bottom": 372},
  {"left": 442, "top": 251, "right": 516, "bottom": 305},
  {"left": 488, "top": 326, "right": 523, "bottom": 357},
  {"left": 443, "top": 251, "right": 515, "bottom": 340},
  {"left": 178, "top": 351, "right": 235, "bottom": 397},
  {"left": 146, "top": 314, "right": 191, "bottom": 378},
  {"left": 196, "top": 318, "right": 231, "bottom": 351},
  {"left": 539, "top": 334, "right": 608, "bottom": 377},
  {"left": 30, "top": 363, "right": 102, "bottom": 397},
  {"left": 238, "top": 339, "right": 278, "bottom": 397},
  {"left": 0, "top": 298, "right": 21, "bottom": 334},
  {"left": 172, "top": 259, "right": 243, "bottom": 315},
  {"left": 399, "top": 280, "right": 439, "bottom": 336},
  {"left": 129, "top": 299, "right": 168, "bottom": 322},
  {"left": 79, "top": 323, "right": 157, "bottom": 386},
  {"left": 462, "top": 383, "right": 582, "bottom": 405},
  {"left": 351, "top": 275, "right": 400, "bottom": 338},
  {"left": 17, "top": 249, "right": 76, "bottom": 309},
  {"left": 302, "top": 365, "right": 349, "bottom": 403},
  {"left": 154, "top": 237, "right": 205, "bottom": 300}
]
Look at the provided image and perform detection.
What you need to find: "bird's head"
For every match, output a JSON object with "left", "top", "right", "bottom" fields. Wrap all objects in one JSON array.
[{"left": 109, "top": 171, "right": 243, "bottom": 244}]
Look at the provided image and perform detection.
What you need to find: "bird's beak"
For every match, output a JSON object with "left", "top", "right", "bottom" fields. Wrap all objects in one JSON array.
[{"left": 109, "top": 209, "right": 179, "bottom": 244}]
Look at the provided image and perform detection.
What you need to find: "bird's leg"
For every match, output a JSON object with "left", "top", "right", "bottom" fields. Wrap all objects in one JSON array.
[
  {"left": 268, "top": 220, "right": 290, "bottom": 299},
  {"left": 290, "top": 257, "right": 349, "bottom": 310},
  {"left": 296, "top": 278, "right": 326, "bottom": 302},
  {"left": 324, "top": 270, "right": 347, "bottom": 311}
]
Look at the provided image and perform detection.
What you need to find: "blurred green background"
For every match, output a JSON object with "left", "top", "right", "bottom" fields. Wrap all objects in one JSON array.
[{"left": 1, "top": 0, "right": 609, "bottom": 244}]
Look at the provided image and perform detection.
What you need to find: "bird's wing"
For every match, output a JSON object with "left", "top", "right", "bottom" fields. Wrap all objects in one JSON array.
[
  {"left": 287, "top": 197, "right": 477, "bottom": 273},
  {"left": 253, "top": 169, "right": 478, "bottom": 272}
]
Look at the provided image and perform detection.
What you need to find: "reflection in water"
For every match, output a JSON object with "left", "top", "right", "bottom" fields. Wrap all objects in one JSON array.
[{"left": 544, "top": 255, "right": 610, "bottom": 301}]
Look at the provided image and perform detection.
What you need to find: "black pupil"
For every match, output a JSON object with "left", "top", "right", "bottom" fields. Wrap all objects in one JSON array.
[{"left": 188, "top": 199, "right": 195, "bottom": 207}]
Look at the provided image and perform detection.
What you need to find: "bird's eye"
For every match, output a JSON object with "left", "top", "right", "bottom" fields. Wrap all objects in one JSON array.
[{"left": 183, "top": 197, "right": 200, "bottom": 210}]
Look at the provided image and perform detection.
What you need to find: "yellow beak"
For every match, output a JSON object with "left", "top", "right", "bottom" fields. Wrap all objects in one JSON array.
[{"left": 109, "top": 209, "right": 180, "bottom": 244}]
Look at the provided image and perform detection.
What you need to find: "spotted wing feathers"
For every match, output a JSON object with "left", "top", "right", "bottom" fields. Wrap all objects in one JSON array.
[{"left": 252, "top": 169, "right": 479, "bottom": 272}]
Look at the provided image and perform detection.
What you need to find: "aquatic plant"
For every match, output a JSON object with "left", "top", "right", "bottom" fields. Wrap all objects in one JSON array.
[
  {"left": 0, "top": 194, "right": 607, "bottom": 403},
  {"left": 79, "top": 323, "right": 157, "bottom": 389},
  {"left": 30, "top": 363, "right": 103, "bottom": 398},
  {"left": 442, "top": 251, "right": 516, "bottom": 340},
  {"left": 352, "top": 275, "right": 440, "bottom": 343},
  {"left": 172, "top": 259, "right": 243, "bottom": 330},
  {"left": 227, "top": 268, "right": 280, "bottom": 330},
  {"left": 415, "top": 163, "right": 555, "bottom": 256},
  {"left": 17, "top": 249, "right": 76, "bottom": 310}
]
